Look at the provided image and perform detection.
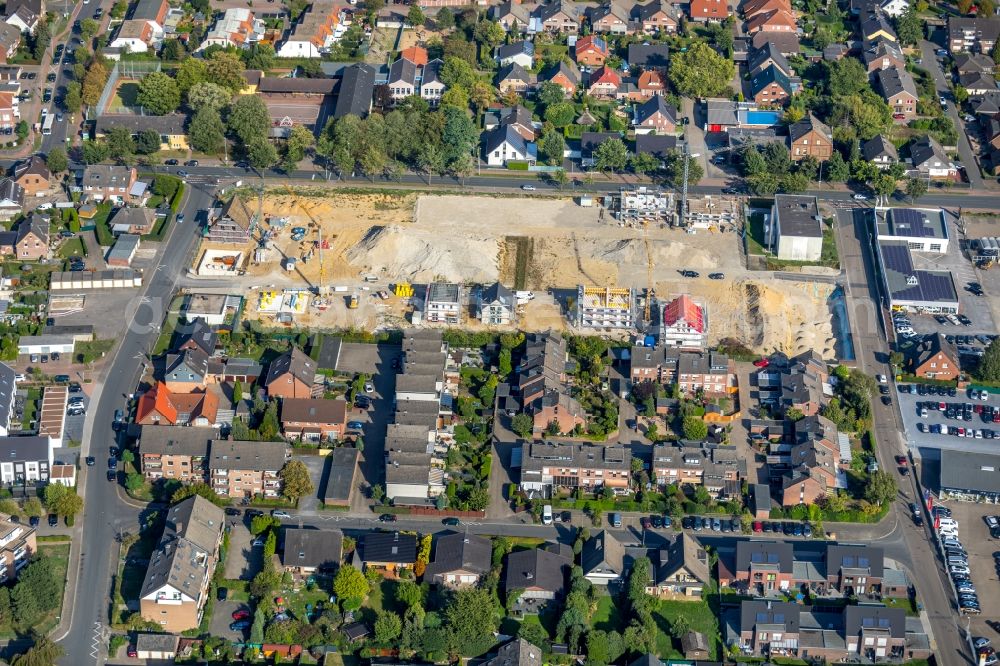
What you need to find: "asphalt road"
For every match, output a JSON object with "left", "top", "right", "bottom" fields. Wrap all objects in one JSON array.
[
  {"left": 56, "top": 182, "right": 216, "bottom": 664},
  {"left": 834, "top": 209, "right": 972, "bottom": 664}
]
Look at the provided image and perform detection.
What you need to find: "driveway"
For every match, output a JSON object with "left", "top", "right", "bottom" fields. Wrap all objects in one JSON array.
[
  {"left": 295, "top": 454, "right": 327, "bottom": 515},
  {"left": 223, "top": 523, "right": 261, "bottom": 581},
  {"left": 918, "top": 38, "right": 985, "bottom": 190}
]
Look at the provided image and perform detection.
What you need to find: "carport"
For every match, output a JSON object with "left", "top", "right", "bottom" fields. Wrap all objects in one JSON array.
[{"left": 135, "top": 632, "right": 179, "bottom": 660}]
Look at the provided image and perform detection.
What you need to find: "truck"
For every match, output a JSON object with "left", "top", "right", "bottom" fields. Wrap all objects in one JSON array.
[
  {"left": 542, "top": 505, "right": 553, "bottom": 525},
  {"left": 348, "top": 294, "right": 359, "bottom": 309}
]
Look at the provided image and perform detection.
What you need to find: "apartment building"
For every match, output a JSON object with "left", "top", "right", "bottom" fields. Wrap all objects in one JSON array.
[
  {"left": 140, "top": 496, "right": 225, "bottom": 632},
  {"left": 677, "top": 351, "right": 735, "bottom": 397},
  {"left": 280, "top": 398, "right": 348, "bottom": 442},
  {"left": 575, "top": 285, "right": 636, "bottom": 330},
  {"left": 756, "top": 349, "right": 830, "bottom": 417},
  {"left": 660, "top": 295, "right": 706, "bottom": 348},
  {"left": 948, "top": 16, "right": 1000, "bottom": 53},
  {"left": 519, "top": 441, "right": 632, "bottom": 496},
  {"left": 138, "top": 426, "right": 213, "bottom": 483},
  {"left": 513, "top": 331, "right": 587, "bottom": 435},
  {"left": 209, "top": 440, "right": 288, "bottom": 498},
  {"left": 198, "top": 8, "right": 262, "bottom": 50},
  {"left": 0, "top": 436, "right": 52, "bottom": 484}
]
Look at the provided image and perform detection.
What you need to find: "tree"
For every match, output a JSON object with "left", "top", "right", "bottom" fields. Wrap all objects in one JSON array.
[
  {"left": 10, "top": 637, "right": 63, "bottom": 666},
  {"left": 250, "top": 611, "right": 265, "bottom": 644},
  {"left": 827, "top": 57, "right": 868, "bottom": 97},
  {"left": 279, "top": 460, "right": 314, "bottom": 502},
  {"left": 247, "top": 136, "right": 279, "bottom": 171},
  {"left": 518, "top": 618, "right": 550, "bottom": 647},
  {"left": 982, "top": 0, "right": 997, "bottom": 16},
  {"left": 175, "top": 58, "right": 208, "bottom": 96},
  {"left": 64, "top": 81, "right": 82, "bottom": 114},
  {"left": 170, "top": 482, "right": 226, "bottom": 507},
  {"left": 82, "top": 60, "right": 109, "bottom": 107},
  {"left": 785, "top": 407, "right": 805, "bottom": 421},
  {"left": 552, "top": 168, "right": 569, "bottom": 190},
  {"left": 283, "top": 124, "right": 315, "bottom": 171},
  {"left": 441, "top": 105, "right": 479, "bottom": 168},
  {"left": 544, "top": 101, "right": 576, "bottom": 127},
  {"left": 668, "top": 42, "right": 734, "bottom": 97},
  {"left": 958, "top": 0, "right": 975, "bottom": 13},
  {"left": 14, "top": 120, "right": 27, "bottom": 142},
  {"left": 440, "top": 56, "right": 478, "bottom": 90},
  {"left": 670, "top": 614, "right": 691, "bottom": 640},
  {"left": 980, "top": 338, "right": 1000, "bottom": 381},
  {"left": 250, "top": 514, "right": 279, "bottom": 535},
  {"left": 629, "top": 152, "right": 659, "bottom": 176},
  {"left": 104, "top": 127, "right": 135, "bottom": 162},
  {"left": 905, "top": 177, "right": 928, "bottom": 202},
  {"left": 206, "top": 51, "right": 247, "bottom": 93},
  {"left": 136, "top": 71, "right": 180, "bottom": 115},
  {"left": 436, "top": 6, "right": 455, "bottom": 29},
  {"left": 593, "top": 138, "right": 629, "bottom": 173},
  {"left": 188, "top": 107, "right": 226, "bottom": 154},
  {"left": 537, "top": 81, "right": 567, "bottom": 109},
  {"left": 135, "top": 129, "right": 161, "bottom": 155},
  {"left": 80, "top": 18, "right": 100, "bottom": 42},
  {"left": 662, "top": 151, "right": 703, "bottom": 186},
  {"left": 865, "top": 470, "right": 897, "bottom": 506},
  {"left": 333, "top": 564, "right": 368, "bottom": 603},
  {"left": 46, "top": 147, "right": 67, "bottom": 174},
  {"left": 474, "top": 20, "right": 506, "bottom": 52},
  {"left": 187, "top": 81, "right": 232, "bottom": 113},
  {"left": 241, "top": 43, "right": 275, "bottom": 71},
  {"left": 682, "top": 416, "right": 708, "bottom": 441},
  {"left": 586, "top": 630, "right": 611, "bottom": 666},
  {"left": 407, "top": 4, "right": 425, "bottom": 26},
  {"left": 826, "top": 150, "right": 850, "bottom": 182},
  {"left": 22, "top": 497, "right": 42, "bottom": 518},
  {"left": 125, "top": 472, "right": 146, "bottom": 493},
  {"left": 895, "top": 7, "right": 922, "bottom": 45},
  {"left": 375, "top": 611, "right": 403, "bottom": 643},
  {"left": 31, "top": 19, "right": 51, "bottom": 61},
  {"left": 512, "top": 413, "right": 534, "bottom": 438},
  {"left": 229, "top": 94, "right": 271, "bottom": 144},
  {"left": 111, "top": 1, "right": 128, "bottom": 18},
  {"left": 43, "top": 484, "right": 83, "bottom": 520},
  {"left": 446, "top": 587, "right": 499, "bottom": 656}
]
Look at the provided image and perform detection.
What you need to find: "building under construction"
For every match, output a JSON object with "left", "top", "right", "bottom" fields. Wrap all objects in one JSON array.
[
  {"left": 575, "top": 285, "right": 636, "bottom": 330},
  {"left": 684, "top": 196, "right": 740, "bottom": 229},
  {"left": 615, "top": 187, "right": 677, "bottom": 226}
]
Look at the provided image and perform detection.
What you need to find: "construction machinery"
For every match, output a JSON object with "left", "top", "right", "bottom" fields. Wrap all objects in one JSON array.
[
  {"left": 348, "top": 294, "right": 359, "bottom": 309},
  {"left": 394, "top": 282, "right": 415, "bottom": 298},
  {"left": 283, "top": 185, "right": 328, "bottom": 295}
]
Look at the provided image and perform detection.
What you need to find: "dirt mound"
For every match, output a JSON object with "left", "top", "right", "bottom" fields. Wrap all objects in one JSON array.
[{"left": 345, "top": 224, "right": 500, "bottom": 283}]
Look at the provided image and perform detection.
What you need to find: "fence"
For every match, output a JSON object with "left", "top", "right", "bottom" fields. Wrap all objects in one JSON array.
[{"left": 91, "top": 60, "right": 163, "bottom": 119}]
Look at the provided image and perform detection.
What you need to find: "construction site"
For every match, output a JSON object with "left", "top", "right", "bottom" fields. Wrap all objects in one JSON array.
[{"left": 193, "top": 188, "right": 844, "bottom": 356}]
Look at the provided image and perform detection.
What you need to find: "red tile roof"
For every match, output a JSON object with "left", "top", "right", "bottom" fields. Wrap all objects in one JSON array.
[
  {"left": 136, "top": 382, "right": 178, "bottom": 425},
  {"left": 663, "top": 295, "right": 704, "bottom": 332}
]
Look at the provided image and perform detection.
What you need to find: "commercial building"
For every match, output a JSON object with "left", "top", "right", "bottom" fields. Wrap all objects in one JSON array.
[
  {"left": 770, "top": 195, "right": 823, "bottom": 262},
  {"left": 939, "top": 449, "right": 1000, "bottom": 499},
  {"left": 16, "top": 335, "right": 74, "bottom": 356},
  {"left": 876, "top": 239, "right": 959, "bottom": 313},
  {"left": 140, "top": 496, "right": 225, "bottom": 632},
  {"left": 575, "top": 285, "right": 636, "bottom": 330}
]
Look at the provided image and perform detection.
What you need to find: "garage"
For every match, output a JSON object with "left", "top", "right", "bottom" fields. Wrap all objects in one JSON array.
[
  {"left": 16, "top": 335, "right": 75, "bottom": 356},
  {"left": 135, "top": 633, "right": 179, "bottom": 660}
]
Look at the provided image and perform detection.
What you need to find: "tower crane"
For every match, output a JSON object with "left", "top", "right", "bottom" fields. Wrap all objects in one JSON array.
[{"left": 283, "top": 184, "right": 328, "bottom": 295}]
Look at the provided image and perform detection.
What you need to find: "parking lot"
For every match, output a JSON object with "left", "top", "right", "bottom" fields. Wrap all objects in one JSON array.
[
  {"left": 897, "top": 383, "right": 1000, "bottom": 455},
  {"left": 932, "top": 500, "right": 1000, "bottom": 640}
]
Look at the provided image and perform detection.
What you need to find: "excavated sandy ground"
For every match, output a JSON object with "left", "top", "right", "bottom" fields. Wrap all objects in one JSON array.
[{"left": 239, "top": 190, "right": 836, "bottom": 354}]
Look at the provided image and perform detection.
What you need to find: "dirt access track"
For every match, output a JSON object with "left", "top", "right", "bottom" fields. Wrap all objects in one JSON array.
[{"left": 247, "top": 190, "right": 837, "bottom": 356}]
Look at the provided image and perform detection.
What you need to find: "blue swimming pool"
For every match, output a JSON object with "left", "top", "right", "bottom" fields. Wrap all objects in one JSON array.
[{"left": 744, "top": 111, "right": 781, "bottom": 126}]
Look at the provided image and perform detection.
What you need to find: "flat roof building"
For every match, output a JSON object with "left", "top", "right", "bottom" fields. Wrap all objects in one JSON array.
[
  {"left": 771, "top": 195, "right": 823, "bottom": 262},
  {"left": 876, "top": 239, "right": 958, "bottom": 313},
  {"left": 874, "top": 207, "right": 949, "bottom": 253}
]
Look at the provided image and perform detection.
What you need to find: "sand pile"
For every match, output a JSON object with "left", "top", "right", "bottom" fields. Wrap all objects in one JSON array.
[
  {"left": 345, "top": 225, "right": 500, "bottom": 283},
  {"left": 756, "top": 281, "right": 836, "bottom": 357}
]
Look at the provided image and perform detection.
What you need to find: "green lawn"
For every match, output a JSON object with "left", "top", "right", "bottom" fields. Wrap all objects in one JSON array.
[
  {"left": 653, "top": 599, "right": 720, "bottom": 660},
  {"left": 0, "top": 543, "right": 72, "bottom": 638},
  {"left": 219, "top": 579, "right": 250, "bottom": 602},
  {"left": 74, "top": 339, "right": 114, "bottom": 365},
  {"left": 21, "top": 388, "right": 40, "bottom": 429},
  {"left": 591, "top": 594, "right": 624, "bottom": 632},
  {"left": 90, "top": 202, "right": 115, "bottom": 246},
  {"left": 57, "top": 237, "right": 86, "bottom": 260},
  {"left": 884, "top": 596, "right": 919, "bottom": 616},
  {"left": 747, "top": 212, "right": 767, "bottom": 255}
]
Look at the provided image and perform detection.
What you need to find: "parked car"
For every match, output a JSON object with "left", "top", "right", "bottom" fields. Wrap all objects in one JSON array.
[
  {"left": 48, "top": 514, "right": 58, "bottom": 526},
  {"left": 232, "top": 610, "right": 250, "bottom": 621},
  {"left": 347, "top": 420, "right": 365, "bottom": 431},
  {"left": 271, "top": 510, "right": 291, "bottom": 519},
  {"left": 85, "top": 456, "right": 95, "bottom": 466},
  {"left": 442, "top": 517, "right": 460, "bottom": 526},
  {"left": 230, "top": 621, "right": 251, "bottom": 631},
  {"left": 378, "top": 513, "right": 396, "bottom": 522}
]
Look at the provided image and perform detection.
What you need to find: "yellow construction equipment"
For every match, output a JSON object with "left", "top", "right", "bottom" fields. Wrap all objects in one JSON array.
[
  {"left": 394, "top": 282, "right": 414, "bottom": 298},
  {"left": 348, "top": 294, "right": 359, "bottom": 309}
]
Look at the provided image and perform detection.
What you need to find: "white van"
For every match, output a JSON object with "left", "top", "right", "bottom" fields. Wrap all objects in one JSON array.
[{"left": 542, "top": 505, "right": 553, "bottom": 525}]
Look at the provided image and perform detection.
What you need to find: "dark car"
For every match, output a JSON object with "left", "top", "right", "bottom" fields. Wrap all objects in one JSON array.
[
  {"left": 692, "top": 517, "right": 703, "bottom": 531},
  {"left": 708, "top": 272, "right": 725, "bottom": 280},
  {"left": 679, "top": 270, "right": 699, "bottom": 278},
  {"left": 681, "top": 516, "right": 693, "bottom": 530},
  {"left": 442, "top": 517, "right": 460, "bottom": 526},
  {"left": 640, "top": 517, "right": 652, "bottom": 530},
  {"left": 378, "top": 513, "right": 396, "bottom": 522},
  {"left": 28, "top": 516, "right": 38, "bottom": 527},
  {"left": 217, "top": 587, "right": 228, "bottom": 601},
  {"left": 881, "top": 395, "right": 892, "bottom": 406},
  {"left": 46, "top": 72, "right": 55, "bottom": 82},
  {"left": 355, "top": 395, "right": 371, "bottom": 409},
  {"left": 107, "top": 470, "right": 116, "bottom": 482},
  {"left": 85, "top": 456, "right": 95, "bottom": 466},
  {"left": 651, "top": 515, "right": 663, "bottom": 528},
  {"left": 54, "top": 374, "right": 70, "bottom": 383},
  {"left": 48, "top": 514, "right": 58, "bottom": 526},
  {"left": 108, "top": 457, "right": 117, "bottom": 469},
  {"left": 230, "top": 620, "right": 250, "bottom": 631},
  {"left": 224, "top": 508, "right": 241, "bottom": 516},
  {"left": 176, "top": 169, "right": 189, "bottom": 178},
  {"left": 184, "top": 160, "right": 199, "bottom": 167},
  {"left": 347, "top": 420, "right": 365, "bottom": 431},
  {"left": 164, "top": 159, "right": 179, "bottom": 166}
]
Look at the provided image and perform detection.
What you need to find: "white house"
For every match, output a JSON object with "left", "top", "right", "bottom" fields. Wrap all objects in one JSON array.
[
  {"left": 197, "top": 8, "right": 262, "bottom": 51},
  {"left": 424, "top": 283, "right": 462, "bottom": 324},
  {"left": 420, "top": 58, "right": 446, "bottom": 107},
  {"left": 910, "top": 135, "right": 958, "bottom": 179},
  {"left": 108, "top": 20, "right": 154, "bottom": 53},
  {"left": 477, "top": 282, "right": 516, "bottom": 326},
  {"left": 0, "top": 363, "right": 16, "bottom": 438},
  {"left": 660, "top": 295, "right": 706, "bottom": 349},
  {"left": 482, "top": 125, "right": 536, "bottom": 167},
  {"left": 276, "top": 4, "right": 341, "bottom": 58},
  {"left": 495, "top": 40, "right": 534, "bottom": 68},
  {"left": 771, "top": 194, "right": 823, "bottom": 262},
  {"left": 0, "top": 436, "right": 53, "bottom": 484}
]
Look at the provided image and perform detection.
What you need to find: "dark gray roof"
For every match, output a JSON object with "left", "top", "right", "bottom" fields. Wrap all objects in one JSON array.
[
  {"left": 484, "top": 124, "right": 528, "bottom": 156},
  {"left": 265, "top": 347, "right": 316, "bottom": 386},
  {"left": 844, "top": 605, "right": 905, "bottom": 638},
  {"left": 134, "top": 633, "right": 180, "bottom": 653},
  {"left": 177, "top": 317, "right": 217, "bottom": 356},
  {"left": 258, "top": 77, "right": 336, "bottom": 94},
  {"left": 634, "top": 133, "right": 678, "bottom": 158},
  {"left": 282, "top": 528, "right": 343, "bottom": 569},
  {"left": 826, "top": 544, "right": 883, "bottom": 578},
  {"left": 94, "top": 114, "right": 186, "bottom": 136},
  {"left": 504, "top": 546, "right": 572, "bottom": 594},
  {"left": 861, "top": 12, "right": 896, "bottom": 39},
  {"left": 862, "top": 135, "right": 898, "bottom": 162},
  {"left": 875, "top": 66, "right": 917, "bottom": 99},
  {"left": 878, "top": 207, "right": 947, "bottom": 240},
  {"left": 483, "top": 639, "right": 543, "bottom": 666},
  {"left": 333, "top": 64, "right": 375, "bottom": 119},
  {"left": 323, "top": 446, "right": 359, "bottom": 503},
  {"left": 131, "top": 0, "right": 165, "bottom": 22},
  {"left": 940, "top": 449, "right": 1000, "bottom": 494},
  {"left": 540, "top": 60, "right": 580, "bottom": 86},
  {"left": 908, "top": 332, "right": 958, "bottom": 370},
  {"left": 736, "top": 540, "right": 793, "bottom": 573},
  {"left": 627, "top": 43, "right": 670, "bottom": 70},
  {"left": 139, "top": 426, "right": 213, "bottom": 457},
  {"left": 424, "top": 532, "right": 492, "bottom": 580},
  {"left": 536, "top": 0, "right": 578, "bottom": 22},
  {"left": 750, "top": 64, "right": 792, "bottom": 96},
  {"left": 775, "top": 194, "right": 822, "bottom": 239},
  {"left": 635, "top": 95, "right": 677, "bottom": 126},
  {"left": 948, "top": 17, "right": 1000, "bottom": 48},
  {"left": 482, "top": 281, "right": 515, "bottom": 308},
  {"left": 165, "top": 347, "right": 209, "bottom": 383},
  {"left": 497, "top": 61, "right": 534, "bottom": 84},
  {"left": 751, "top": 30, "right": 800, "bottom": 53},
  {"left": 954, "top": 52, "right": 996, "bottom": 74},
  {"left": 788, "top": 114, "right": 831, "bottom": 143},
  {"left": 960, "top": 71, "right": 998, "bottom": 92},
  {"left": 496, "top": 40, "right": 534, "bottom": 60},
  {"left": 748, "top": 40, "right": 792, "bottom": 76},
  {"left": 878, "top": 240, "right": 958, "bottom": 304},
  {"left": 910, "top": 134, "right": 951, "bottom": 170},
  {"left": 423, "top": 58, "right": 444, "bottom": 86},
  {"left": 752, "top": 483, "right": 771, "bottom": 513},
  {"left": 208, "top": 440, "right": 287, "bottom": 471},
  {"left": 389, "top": 57, "right": 417, "bottom": 86},
  {"left": 0, "top": 363, "right": 15, "bottom": 429},
  {"left": 362, "top": 531, "right": 417, "bottom": 564},
  {"left": 315, "top": 334, "right": 342, "bottom": 371},
  {"left": 0, "top": 436, "right": 49, "bottom": 463},
  {"left": 629, "top": 655, "right": 665, "bottom": 666},
  {"left": 12, "top": 155, "right": 47, "bottom": 182},
  {"left": 740, "top": 599, "right": 801, "bottom": 633},
  {"left": 580, "top": 131, "right": 621, "bottom": 157},
  {"left": 0, "top": 177, "right": 23, "bottom": 207},
  {"left": 581, "top": 529, "right": 626, "bottom": 578}
]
